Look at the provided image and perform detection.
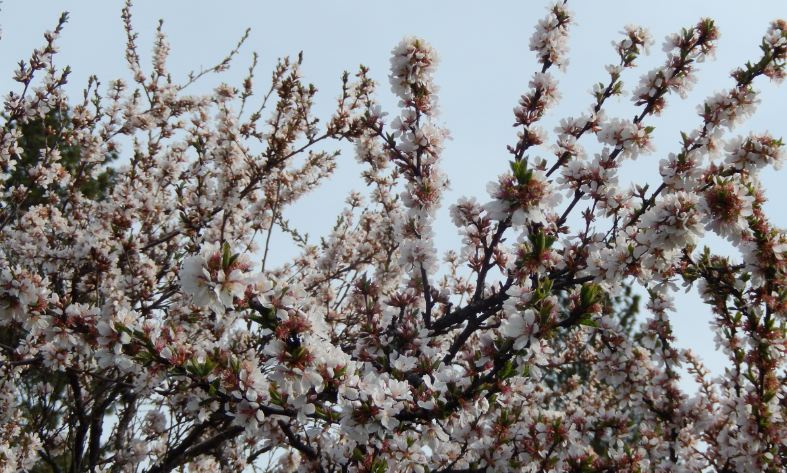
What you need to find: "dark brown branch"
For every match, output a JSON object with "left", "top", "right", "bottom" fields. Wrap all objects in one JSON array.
[
  {"left": 421, "top": 263, "right": 434, "bottom": 329},
  {"left": 145, "top": 421, "right": 212, "bottom": 473},
  {"left": 552, "top": 275, "right": 595, "bottom": 292},
  {"left": 624, "top": 182, "right": 666, "bottom": 229},
  {"left": 110, "top": 392, "right": 138, "bottom": 473},
  {"left": 247, "top": 446, "right": 274, "bottom": 465},
  {"left": 277, "top": 420, "right": 326, "bottom": 473},
  {"left": 431, "top": 278, "right": 514, "bottom": 335},
  {"left": 470, "top": 220, "right": 510, "bottom": 304},
  {"left": 68, "top": 373, "right": 88, "bottom": 473},
  {"left": 147, "top": 424, "right": 245, "bottom": 473},
  {"left": 277, "top": 420, "right": 318, "bottom": 460}
]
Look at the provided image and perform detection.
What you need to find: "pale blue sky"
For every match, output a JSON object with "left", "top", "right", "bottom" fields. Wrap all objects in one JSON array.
[{"left": 3, "top": 0, "right": 787, "bottom": 387}]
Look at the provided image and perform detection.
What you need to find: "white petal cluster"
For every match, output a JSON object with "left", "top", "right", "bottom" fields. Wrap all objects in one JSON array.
[
  {"left": 636, "top": 191, "right": 705, "bottom": 252},
  {"left": 389, "top": 36, "right": 441, "bottom": 115},
  {"left": 597, "top": 118, "right": 655, "bottom": 160},
  {"left": 700, "top": 179, "right": 755, "bottom": 242},
  {"left": 485, "top": 168, "right": 562, "bottom": 228},
  {"left": 179, "top": 242, "right": 256, "bottom": 318},
  {"left": 529, "top": 2, "right": 574, "bottom": 71},
  {"left": 724, "top": 132, "right": 786, "bottom": 173}
]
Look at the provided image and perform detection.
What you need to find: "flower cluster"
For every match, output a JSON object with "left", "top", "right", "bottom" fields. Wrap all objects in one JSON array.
[
  {"left": 180, "top": 242, "right": 256, "bottom": 318},
  {"left": 529, "top": 2, "right": 574, "bottom": 71},
  {"left": 485, "top": 165, "right": 562, "bottom": 227}
]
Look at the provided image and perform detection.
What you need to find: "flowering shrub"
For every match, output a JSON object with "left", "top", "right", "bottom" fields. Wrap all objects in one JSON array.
[{"left": 2, "top": 2, "right": 787, "bottom": 472}]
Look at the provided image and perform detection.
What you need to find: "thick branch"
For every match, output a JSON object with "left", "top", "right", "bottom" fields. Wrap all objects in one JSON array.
[
  {"left": 145, "top": 421, "right": 212, "bottom": 473},
  {"left": 147, "top": 425, "right": 245, "bottom": 473},
  {"left": 431, "top": 278, "right": 513, "bottom": 335}
]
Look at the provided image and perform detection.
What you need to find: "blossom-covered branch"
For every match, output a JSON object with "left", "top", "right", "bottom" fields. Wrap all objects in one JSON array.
[{"left": 2, "top": 2, "right": 787, "bottom": 473}]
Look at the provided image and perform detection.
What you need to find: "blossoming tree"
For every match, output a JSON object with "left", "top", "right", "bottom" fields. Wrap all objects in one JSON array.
[{"left": 2, "top": 1, "right": 787, "bottom": 472}]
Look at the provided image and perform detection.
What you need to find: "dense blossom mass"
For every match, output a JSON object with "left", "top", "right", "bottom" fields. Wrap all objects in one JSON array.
[{"left": 2, "top": 2, "right": 787, "bottom": 472}]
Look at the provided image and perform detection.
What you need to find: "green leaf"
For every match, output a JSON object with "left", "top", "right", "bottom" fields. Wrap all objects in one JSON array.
[
  {"left": 509, "top": 158, "right": 532, "bottom": 185},
  {"left": 227, "top": 252, "right": 240, "bottom": 269},
  {"left": 222, "top": 242, "right": 231, "bottom": 269}
]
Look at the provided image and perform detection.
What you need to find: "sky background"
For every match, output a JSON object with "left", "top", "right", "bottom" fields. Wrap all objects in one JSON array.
[{"left": 2, "top": 0, "right": 787, "bottom": 390}]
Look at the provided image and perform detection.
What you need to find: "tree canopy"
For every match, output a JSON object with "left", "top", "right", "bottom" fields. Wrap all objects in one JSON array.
[{"left": 1, "top": 3, "right": 787, "bottom": 473}]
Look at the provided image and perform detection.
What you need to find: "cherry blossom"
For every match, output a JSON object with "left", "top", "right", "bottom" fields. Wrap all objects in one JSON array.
[{"left": 3, "top": 3, "right": 787, "bottom": 473}]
